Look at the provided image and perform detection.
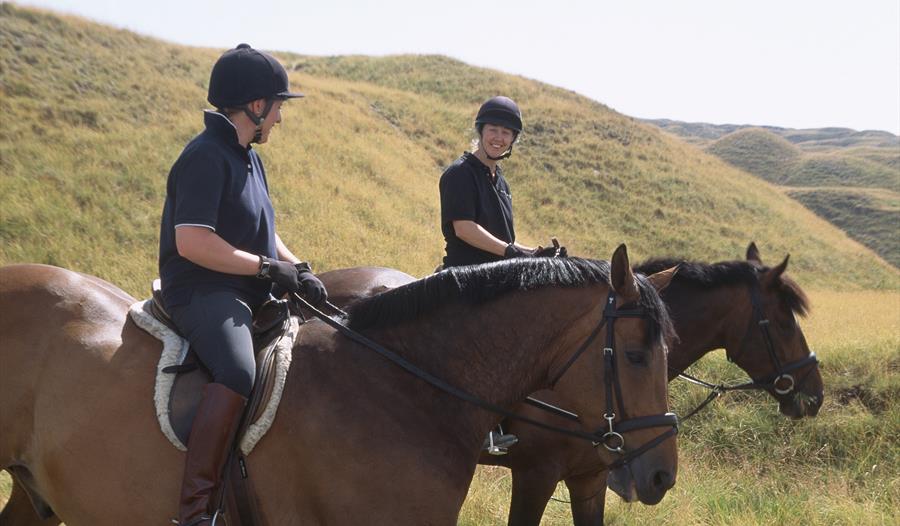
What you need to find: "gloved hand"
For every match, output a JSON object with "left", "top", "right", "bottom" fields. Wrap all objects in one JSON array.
[
  {"left": 260, "top": 257, "right": 304, "bottom": 293},
  {"left": 504, "top": 243, "right": 532, "bottom": 259},
  {"left": 533, "top": 238, "right": 567, "bottom": 258},
  {"left": 295, "top": 263, "right": 328, "bottom": 306}
]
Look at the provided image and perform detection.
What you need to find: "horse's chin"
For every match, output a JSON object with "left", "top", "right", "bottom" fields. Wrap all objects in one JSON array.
[
  {"left": 778, "top": 390, "right": 823, "bottom": 419},
  {"left": 607, "top": 467, "right": 638, "bottom": 502}
]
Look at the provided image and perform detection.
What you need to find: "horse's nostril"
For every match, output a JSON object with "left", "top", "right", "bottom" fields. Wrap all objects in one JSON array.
[{"left": 652, "top": 470, "right": 673, "bottom": 490}]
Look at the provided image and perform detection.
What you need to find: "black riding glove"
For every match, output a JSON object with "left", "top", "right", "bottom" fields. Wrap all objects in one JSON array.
[
  {"left": 258, "top": 257, "right": 303, "bottom": 293},
  {"left": 532, "top": 238, "right": 568, "bottom": 258},
  {"left": 295, "top": 263, "right": 328, "bottom": 306},
  {"left": 504, "top": 243, "right": 531, "bottom": 259}
]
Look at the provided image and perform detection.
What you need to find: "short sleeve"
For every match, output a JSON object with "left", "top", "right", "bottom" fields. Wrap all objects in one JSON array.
[
  {"left": 172, "top": 148, "right": 226, "bottom": 231},
  {"left": 439, "top": 168, "right": 477, "bottom": 225}
]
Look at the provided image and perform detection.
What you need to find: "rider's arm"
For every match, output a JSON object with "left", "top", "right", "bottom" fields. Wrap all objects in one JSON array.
[
  {"left": 274, "top": 233, "right": 301, "bottom": 265},
  {"left": 175, "top": 226, "right": 261, "bottom": 275},
  {"left": 452, "top": 220, "right": 511, "bottom": 256}
]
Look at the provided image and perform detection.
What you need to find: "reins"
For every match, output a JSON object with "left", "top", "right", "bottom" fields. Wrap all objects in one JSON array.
[{"left": 292, "top": 290, "right": 677, "bottom": 470}]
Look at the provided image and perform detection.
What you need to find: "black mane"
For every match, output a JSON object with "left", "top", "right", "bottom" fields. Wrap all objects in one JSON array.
[
  {"left": 348, "top": 257, "right": 675, "bottom": 343},
  {"left": 635, "top": 258, "right": 810, "bottom": 316}
]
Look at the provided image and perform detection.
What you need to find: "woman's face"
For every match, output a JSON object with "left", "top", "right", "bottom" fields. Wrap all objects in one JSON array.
[
  {"left": 258, "top": 100, "right": 284, "bottom": 144},
  {"left": 480, "top": 123, "right": 515, "bottom": 158}
]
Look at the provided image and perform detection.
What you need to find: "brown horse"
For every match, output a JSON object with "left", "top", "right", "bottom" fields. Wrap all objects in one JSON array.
[
  {"left": 292, "top": 242, "right": 822, "bottom": 525},
  {"left": 0, "top": 246, "right": 678, "bottom": 525},
  {"left": 480, "top": 242, "right": 823, "bottom": 525}
]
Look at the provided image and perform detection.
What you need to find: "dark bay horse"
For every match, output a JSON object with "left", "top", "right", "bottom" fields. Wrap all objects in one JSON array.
[
  {"left": 0, "top": 247, "right": 678, "bottom": 525},
  {"left": 479, "top": 242, "right": 824, "bottom": 525},
  {"left": 297, "top": 242, "right": 822, "bottom": 525}
]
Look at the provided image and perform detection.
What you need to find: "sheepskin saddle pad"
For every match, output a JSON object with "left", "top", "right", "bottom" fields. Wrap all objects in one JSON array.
[{"left": 129, "top": 281, "right": 297, "bottom": 456}]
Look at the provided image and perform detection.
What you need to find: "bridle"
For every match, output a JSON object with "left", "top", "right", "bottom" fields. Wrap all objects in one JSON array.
[
  {"left": 543, "top": 290, "right": 679, "bottom": 468},
  {"left": 293, "top": 288, "right": 677, "bottom": 470},
  {"left": 675, "top": 275, "right": 820, "bottom": 420}
]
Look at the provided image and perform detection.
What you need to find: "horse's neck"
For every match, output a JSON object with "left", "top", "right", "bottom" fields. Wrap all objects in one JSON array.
[
  {"left": 665, "top": 282, "right": 747, "bottom": 377},
  {"left": 370, "top": 286, "right": 597, "bottom": 443}
]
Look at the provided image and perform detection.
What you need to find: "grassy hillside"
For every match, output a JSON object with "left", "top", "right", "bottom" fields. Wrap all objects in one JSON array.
[
  {"left": 697, "top": 127, "right": 899, "bottom": 267},
  {"left": 787, "top": 187, "right": 900, "bottom": 268},
  {"left": 705, "top": 128, "right": 803, "bottom": 184},
  {"left": 704, "top": 129, "right": 899, "bottom": 191},
  {"left": 646, "top": 118, "right": 900, "bottom": 150},
  {"left": 1, "top": 3, "right": 898, "bottom": 297}
]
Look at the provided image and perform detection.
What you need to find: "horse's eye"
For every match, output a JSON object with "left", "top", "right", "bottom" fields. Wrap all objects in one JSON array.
[{"left": 625, "top": 351, "right": 648, "bottom": 365}]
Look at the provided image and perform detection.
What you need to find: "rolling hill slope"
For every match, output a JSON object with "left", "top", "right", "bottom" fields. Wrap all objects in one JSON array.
[{"left": 1, "top": 4, "right": 897, "bottom": 295}]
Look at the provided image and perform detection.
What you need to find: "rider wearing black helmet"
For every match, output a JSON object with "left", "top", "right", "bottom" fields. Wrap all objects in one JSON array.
[
  {"left": 439, "top": 96, "right": 540, "bottom": 268},
  {"left": 158, "top": 43, "right": 327, "bottom": 525}
]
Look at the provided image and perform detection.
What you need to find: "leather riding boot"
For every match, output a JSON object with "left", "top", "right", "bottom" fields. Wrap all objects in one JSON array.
[{"left": 178, "top": 383, "right": 247, "bottom": 526}]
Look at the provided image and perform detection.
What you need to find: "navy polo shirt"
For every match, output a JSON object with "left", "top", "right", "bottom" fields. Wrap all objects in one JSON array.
[
  {"left": 439, "top": 152, "right": 515, "bottom": 267},
  {"left": 158, "top": 111, "right": 276, "bottom": 309}
]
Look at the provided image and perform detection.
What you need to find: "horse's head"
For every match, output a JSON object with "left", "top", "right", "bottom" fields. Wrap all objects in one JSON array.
[
  {"left": 731, "top": 242, "right": 823, "bottom": 418},
  {"left": 551, "top": 244, "right": 678, "bottom": 505}
]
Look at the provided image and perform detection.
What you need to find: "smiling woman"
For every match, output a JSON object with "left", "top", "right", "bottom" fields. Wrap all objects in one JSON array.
[{"left": 439, "top": 96, "right": 553, "bottom": 269}]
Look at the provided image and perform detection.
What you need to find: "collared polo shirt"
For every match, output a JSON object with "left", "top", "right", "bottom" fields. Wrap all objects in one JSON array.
[
  {"left": 439, "top": 152, "right": 515, "bottom": 267},
  {"left": 158, "top": 111, "right": 276, "bottom": 309}
]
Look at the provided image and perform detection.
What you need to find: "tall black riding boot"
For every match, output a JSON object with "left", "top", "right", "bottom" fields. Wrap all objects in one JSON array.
[{"left": 177, "top": 383, "right": 246, "bottom": 526}]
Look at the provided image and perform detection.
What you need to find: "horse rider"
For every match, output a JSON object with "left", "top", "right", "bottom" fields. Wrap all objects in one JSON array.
[
  {"left": 438, "top": 95, "right": 543, "bottom": 269},
  {"left": 158, "top": 43, "right": 328, "bottom": 525},
  {"left": 438, "top": 96, "right": 561, "bottom": 453}
]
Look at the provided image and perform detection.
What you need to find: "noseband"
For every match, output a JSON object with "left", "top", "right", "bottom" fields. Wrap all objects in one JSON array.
[{"left": 550, "top": 291, "right": 678, "bottom": 469}]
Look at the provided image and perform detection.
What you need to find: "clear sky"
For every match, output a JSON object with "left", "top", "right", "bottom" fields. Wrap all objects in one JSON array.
[{"left": 16, "top": 0, "right": 900, "bottom": 134}]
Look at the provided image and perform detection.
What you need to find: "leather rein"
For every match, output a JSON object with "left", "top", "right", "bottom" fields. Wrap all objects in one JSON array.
[{"left": 292, "top": 289, "right": 678, "bottom": 470}]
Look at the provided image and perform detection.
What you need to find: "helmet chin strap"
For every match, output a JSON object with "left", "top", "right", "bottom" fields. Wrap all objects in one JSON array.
[
  {"left": 485, "top": 144, "right": 514, "bottom": 161},
  {"left": 241, "top": 99, "right": 275, "bottom": 144}
]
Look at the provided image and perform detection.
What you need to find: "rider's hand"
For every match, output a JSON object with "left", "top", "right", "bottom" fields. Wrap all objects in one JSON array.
[
  {"left": 295, "top": 264, "right": 328, "bottom": 306},
  {"left": 504, "top": 243, "right": 531, "bottom": 259},
  {"left": 532, "top": 238, "right": 567, "bottom": 258},
  {"left": 260, "top": 257, "right": 304, "bottom": 293}
]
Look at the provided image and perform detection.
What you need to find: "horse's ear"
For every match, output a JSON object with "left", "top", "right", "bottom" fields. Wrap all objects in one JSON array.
[
  {"left": 647, "top": 265, "right": 678, "bottom": 292},
  {"left": 746, "top": 242, "right": 763, "bottom": 264},
  {"left": 610, "top": 244, "right": 639, "bottom": 302},
  {"left": 762, "top": 254, "right": 789, "bottom": 289}
]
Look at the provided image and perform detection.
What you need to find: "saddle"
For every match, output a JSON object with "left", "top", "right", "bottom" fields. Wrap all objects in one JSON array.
[{"left": 145, "top": 279, "right": 294, "bottom": 450}]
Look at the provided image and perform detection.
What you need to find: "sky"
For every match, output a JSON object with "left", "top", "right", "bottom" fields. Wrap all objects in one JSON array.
[{"left": 16, "top": 0, "right": 900, "bottom": 135}]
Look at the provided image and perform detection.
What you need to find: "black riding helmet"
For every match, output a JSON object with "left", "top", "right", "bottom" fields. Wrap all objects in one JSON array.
[
  {"left": 475, "top": 96, "right": 523, "bottom": 160},
  {"left": 208, "top": 44, "right": 303, "bottom": 142}
]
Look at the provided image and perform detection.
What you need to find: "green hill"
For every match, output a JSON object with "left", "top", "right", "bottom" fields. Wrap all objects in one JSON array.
[
  {"left": 646, "top": 119, "right": 900, "bottom": 150},
  {"left": 699, "top": 127, "right": 899, "bottom": 267},
  {"left": 786, "top": 187, "right": 900, "bottom": 268},
  {"left": 703, "top": 128, "right": 899, "bottom": 191},
  {"left": 705, "top": 128, "right": 803, "bottom": 184},
  {"left": 1, "top": 4, "right": 897, "bottom": 295}
]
